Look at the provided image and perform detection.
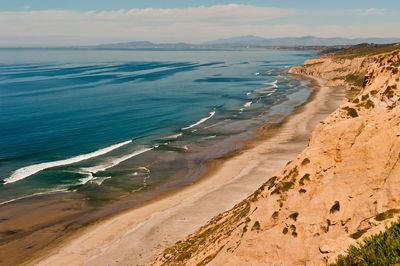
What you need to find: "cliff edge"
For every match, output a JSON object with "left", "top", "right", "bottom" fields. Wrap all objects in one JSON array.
[{"left": 152, "top": 44, "right": 400, "bottom": 265}]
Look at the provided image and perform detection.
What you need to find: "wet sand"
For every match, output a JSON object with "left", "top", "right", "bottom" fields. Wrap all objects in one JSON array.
[{"left": 31, "top": 76, "right": 345, "bottom": 266}]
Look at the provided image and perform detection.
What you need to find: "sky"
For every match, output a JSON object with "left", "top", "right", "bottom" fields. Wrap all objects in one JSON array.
[{"left": 0, "top": 0, "right": 399, "bottom": 46}]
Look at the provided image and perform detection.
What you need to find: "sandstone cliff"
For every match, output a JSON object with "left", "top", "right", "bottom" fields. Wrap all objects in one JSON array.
[{"left": 152, "top": 44, "right": 400, "bottom": 265}]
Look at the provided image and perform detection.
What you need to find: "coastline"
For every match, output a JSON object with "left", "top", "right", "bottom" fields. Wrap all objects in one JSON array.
[{"left": 31, "top": 75, "right": 345, "bottom": 266}]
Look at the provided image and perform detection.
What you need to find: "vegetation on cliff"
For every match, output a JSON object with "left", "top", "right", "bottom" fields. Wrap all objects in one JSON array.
[
  {"left": 153, "top": 43, "right": 400, "bottom": 265},
  {"left": 331, "top": 220, "right": 400, "bottom": 266}
]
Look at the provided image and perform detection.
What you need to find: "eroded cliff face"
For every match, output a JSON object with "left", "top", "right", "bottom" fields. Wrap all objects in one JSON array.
[{"left": 152, "top": 47, "right": 400, "bottom": 266}]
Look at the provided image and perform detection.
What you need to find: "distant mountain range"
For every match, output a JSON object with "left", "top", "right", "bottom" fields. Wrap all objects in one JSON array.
[{"left": 96, "top": 35, "right": 400, "bottom": 49}]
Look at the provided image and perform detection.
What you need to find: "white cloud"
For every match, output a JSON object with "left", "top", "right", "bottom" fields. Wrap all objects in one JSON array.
[
  {"left": 360, "top": 8, "right": 387, "bottom": 16},
  {"left": 0, "top": 4, "right": 398, "bottom": 46},
  {"left": 0, "top": 4, "right": 294, "bottom": 45}
]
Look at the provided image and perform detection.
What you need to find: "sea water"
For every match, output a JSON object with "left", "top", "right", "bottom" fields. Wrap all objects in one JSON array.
[{"left": 0, "top": 48, "right": 315, "bottom": 204}]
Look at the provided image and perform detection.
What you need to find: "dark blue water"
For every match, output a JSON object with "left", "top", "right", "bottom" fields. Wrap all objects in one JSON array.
[{"left": 0, "top": 48, "right": 315, "bottom": 204}]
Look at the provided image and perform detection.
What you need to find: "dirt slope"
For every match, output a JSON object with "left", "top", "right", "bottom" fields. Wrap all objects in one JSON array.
[{"left": 152, "top": 44, "right": 400, "bottom": 266}]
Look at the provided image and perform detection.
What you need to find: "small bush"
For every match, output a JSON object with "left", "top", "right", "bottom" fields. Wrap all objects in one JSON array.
[
  {"left": 299, "top": 188, "right": 306, "bottom": 193},
  {"left": 271, "top": 211, "right": 279, "bottom": 220},
  {"left": 361, "top": 94, "right": 369, "bottom": 101},
  {"left": 350, "top": 228, "right": 369, "bottom": 240},
  {"left": 266, "top": 176, "right": 278, "bottom": 190},
  {"left": 345, "top": 73, "right": 366, "bottom": 87},
  {"left": 330, "top": 201, "right": 340, "bottom": 214},
  {"left": 299, "top": 174, "right": 310, "bottom": 186},
  {"left": 289, "top": 212, "right": 299, "bottom": 221},
  {"left": 364, "top": 99, "right": 375, "bottom": 109},
  {"left": 375, "top": 209, "right": 400, "bottom": 221},
  {"left": 384, "top": 85, "right": 397, "bottom": 99},
  {"left": 271, "top": 181, "right": 294, "bottom": 195},
  {"left": 282, "top": 227, "right": 288, "bottom": 234},
  {"left": 343, "top": 107, "right": 359, "bottom": 118},
  {"left": 331, "top": 220, "right": 400, "bottom": 265},
  {"left": 251, "top": 221, "right": 261, "bottom": 231},
  {"left": 301, "top": 158, "right": 310, "bottom": 166}
]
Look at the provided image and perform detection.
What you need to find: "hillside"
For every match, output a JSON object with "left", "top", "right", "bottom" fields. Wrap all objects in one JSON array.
[
  {"left": 95, "top": 37, "right": 400, "bottom": 50},
  {"left": 152, "top": 43, "right": 400, "bottom": 265}
]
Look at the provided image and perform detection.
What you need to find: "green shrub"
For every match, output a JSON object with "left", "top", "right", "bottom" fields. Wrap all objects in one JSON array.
[
  {"left": 364, "top": 99, "right": 375, "bottom": 109},
  {"left": 345, "top": 73, "right": 366, "bottom": 87},
  {"left": 375, "top": 209, "right": 400, "bottom": 221},
  {"left": 271, "top": 211, "right": 279, "bottom": 220},
  {"left": 251, "top": 221, "right": 261, "bottom": 231},
  {"left": 271, "top": 181, "right": 294, "bottom": 195},
  {"left": 330, "top": 201, "right": 340, "bottom": 214},
  {"left": 299, "top": 188, "right": 307, "bottom": 194},
  {"left": 331, "top": 220, "right": 400, "bottom": 266},
  {"left": 289, "top": 212, "right": 299, "bottom": 221},
  {"left": 350, "top": 228, "right": 369, "bottom": 240},
  {"left": 343, "top": 107, "right": 359, "bottom": 118},
  {"left": 301, "top": 158, "right": 310, "bottom": 166},
  {"left": 299, "top": 174, "right": 310, "bottom": 186}
]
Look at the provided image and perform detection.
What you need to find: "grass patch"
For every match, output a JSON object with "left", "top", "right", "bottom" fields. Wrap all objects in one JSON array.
[
  {"left": 289, "top": 212, "right": 299, "bottom": 221},
  {"left": 359, "top": 99, "right": 375, "bottom": 109},
  {"left": 330, "top": 201, "right": 340, "bottom": 214},
  {"left": 330, "top": 220, "right": 400, "bottom": 266},
  {"left": 301, "top": 158, "right": 310, "bottom": 166},
  {"left": 266, "top": 176, "right": 278, "bottom": 191},
  {"left": 251, "top": 221, "right": 261, "bottom": 231},
  {"left": 384, "top": 85, "right": 397, "bottom": 99},
  {"left": 350, "top": 228, "right": 369, "bottom": 240},
  {"left": 271, "top": 181, "right": 294, "bottom": 195},
  {"left": 271, "top": 211, "right": 279, "bottom": 220},
  {"left": 343, "top": 106, "right": 359, "bottom": 118},
  {"left": 299, "top": 174, "right": 310, "bottom": 186},
  {"left": 331, "top": 43, "right": 400, "bottom": 59},
  {"left": 375, "top": 209, "right": 400, "bottom": 222},
  {"left": 345, "top": 73, "right": 366, "bottom": 87}
]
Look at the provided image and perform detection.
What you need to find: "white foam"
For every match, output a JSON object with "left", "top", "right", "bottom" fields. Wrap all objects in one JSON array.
[
  {"left": 4, "top": 140, "right": 132, "bottom": 185},
  {"left": 182, "top": 111, "right": 216, "bottom": 130},
  {"left": 254, "top": 72, "right": 260, "bottom": 76},
  {"left": 78, "top": 172, "right": 94, "bottom": 185},
  {"left": 246, "top": 92, "right": 251, "bottom": 95},
  {"left": 0, "top": 189, "right": 69, "bottom": 206},
  {"left": 244, "top": 101, "right": 252, "bottom": 108},
  {"left": 91, "top": 176, "right": 111, "bottom": 186},
  {"left": 271, "top": 80, "right": 278, "bottom": 88},
  {"left": 164, "top": 133, "right": 183, "bottom": 139},
  {"left": 80, "top": 147, "right": 153, "bottom": 174}
]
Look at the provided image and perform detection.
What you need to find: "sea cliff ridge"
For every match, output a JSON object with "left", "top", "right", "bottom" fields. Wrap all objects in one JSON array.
[{"left": 152, "top": 43, "right": 400, "bottom": 265}]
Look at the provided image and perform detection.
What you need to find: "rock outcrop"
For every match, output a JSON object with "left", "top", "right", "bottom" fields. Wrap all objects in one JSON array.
[{"left": 152, "top": 45, "right": 400, "bottom": 265}]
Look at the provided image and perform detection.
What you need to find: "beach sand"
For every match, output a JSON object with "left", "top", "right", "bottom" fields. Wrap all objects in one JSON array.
[{"left": 31, "top": 76, "right": 344, "bottom": 266}]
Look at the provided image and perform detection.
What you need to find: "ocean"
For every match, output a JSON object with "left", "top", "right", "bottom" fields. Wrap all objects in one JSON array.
[{"left": 0, "top": 48, "right": 315, "bottom": 205}]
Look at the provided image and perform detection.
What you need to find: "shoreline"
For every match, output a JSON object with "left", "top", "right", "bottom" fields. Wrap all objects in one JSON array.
[{"left": 31, "top": 75, "right": 345, "bottom": 266}]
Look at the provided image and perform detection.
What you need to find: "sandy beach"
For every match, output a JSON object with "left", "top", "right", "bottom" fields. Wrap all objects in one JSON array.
[{"left": 31, "top": 76, "right": 344, "bottom": 266}]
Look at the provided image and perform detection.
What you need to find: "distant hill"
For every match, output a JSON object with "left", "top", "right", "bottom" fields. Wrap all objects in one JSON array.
[
  {"left": 95, "top": 36, "right": 400, "bottom": 50},
  {"left": 206, "top": 35, "right": 400, "bottom": 46}
]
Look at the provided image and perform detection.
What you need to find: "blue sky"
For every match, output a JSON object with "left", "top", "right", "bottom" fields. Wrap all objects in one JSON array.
[{"left": 0, "top": 1, "right": 399, "bottom": 46}]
